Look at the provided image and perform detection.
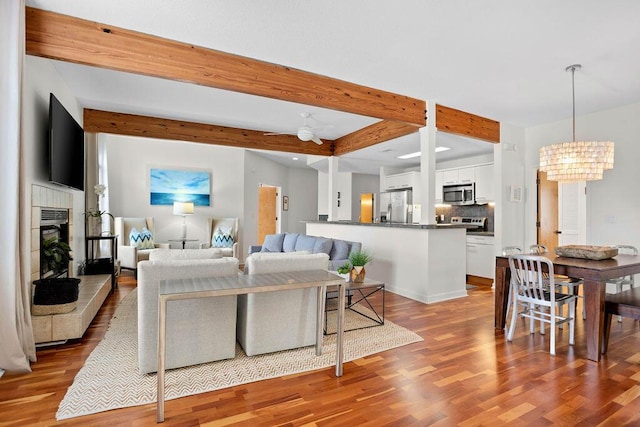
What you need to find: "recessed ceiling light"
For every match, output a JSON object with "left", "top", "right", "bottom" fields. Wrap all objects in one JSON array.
[
  {"left": 397, "top": 151, "right": 421, "bottom": 159},
  {"left": 292, "top": 157, "right": 299, "bottom": 161},
  {"left": 397, "top": 146, "right": 451, "bottom": 160}
]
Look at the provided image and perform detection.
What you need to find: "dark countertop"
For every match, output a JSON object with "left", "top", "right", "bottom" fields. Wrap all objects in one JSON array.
[{"left": 305, "top": 220, "right": 470, "bottom": 230}]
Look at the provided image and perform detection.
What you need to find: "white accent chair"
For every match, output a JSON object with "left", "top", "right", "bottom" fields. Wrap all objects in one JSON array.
[
  {"left": 200, "top": 217, "right": 239, "bottom": 258},
  {"left": 236, "top": 252, "right": 330, "bottom": 356},
  {"left": 114, "top": 217, "right": 169, "bottom": 276},
  {"left": 506, "top": 254, "right": 576, "bottom": 356}
]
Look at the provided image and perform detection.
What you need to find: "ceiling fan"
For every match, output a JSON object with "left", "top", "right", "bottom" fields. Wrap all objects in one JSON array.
[{"left": 265, "top": 112, "right": 331, "bottom": 145}]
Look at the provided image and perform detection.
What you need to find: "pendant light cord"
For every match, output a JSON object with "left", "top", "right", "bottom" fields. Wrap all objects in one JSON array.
[{"left": 566, "top": 64, "right": 581, "bottom": 142}]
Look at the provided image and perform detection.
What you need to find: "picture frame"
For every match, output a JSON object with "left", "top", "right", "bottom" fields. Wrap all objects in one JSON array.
[
  {"left": 283, "top": 195, "right": 289, "bottom": 211},
  {"left": 149, "top": 167, "right": 211, "bottom": 206}
]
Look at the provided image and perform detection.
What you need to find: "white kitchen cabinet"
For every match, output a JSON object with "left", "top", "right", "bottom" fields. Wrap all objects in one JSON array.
[
  {"left": 458, "top": 167, "right": 475, "bottom": 184},
  {"left": 466, "top": 235, "right": 495, "bottom": 279},
  {"left": 442, "top": 169, "right": 459, "bottom": 185},
  {"left": 384, "top": 171, "right": 420, "bottom": 191},
  {"left": 442, "top": 167, "right": 474, "bottom": 185},
  {"left": 435, "top": 171, "right": 443, "bottom": 203},
  {"left": 474, "top": 164, "right": 494, "bottom": 203}
]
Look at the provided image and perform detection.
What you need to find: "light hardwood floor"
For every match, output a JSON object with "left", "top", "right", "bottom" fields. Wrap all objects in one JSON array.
[{"left": 1, "top": 273, "right": 640, "bottom": 426}]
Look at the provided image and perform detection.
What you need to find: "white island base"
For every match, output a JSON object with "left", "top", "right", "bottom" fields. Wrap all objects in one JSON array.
[{"left": 307, "top": 222, "right": 467, "bottom": 304}]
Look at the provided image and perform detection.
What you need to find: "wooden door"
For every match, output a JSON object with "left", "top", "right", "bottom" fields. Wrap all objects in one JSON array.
[
  {"left": 257, "top": 186, "right": 277, "bottom": 245},
  {"left": 537, "top": 170, "right": 559, "bottom": 251},
  {"left": 360, "top": 193, "right": 374, "bottom": 223}
]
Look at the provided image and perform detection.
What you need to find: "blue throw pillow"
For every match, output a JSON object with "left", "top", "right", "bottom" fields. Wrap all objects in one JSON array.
[
  {"left": 313, "top": 237, "right": 333, "bottom": 256},
  {"left": 212, "top": 226, "right": 234, "bottom": 248},
  {"left": 282, "top": 233, "right": 299, "bottom": 252},
  {"left": 295, "top": 234, "right": 317, "bottom": 252},
  {"left": 261, "top": 233, "right": 285, "bottom": 252},
  {"left": 330, "top": 240, "right": 349, "bottom": 261},
  {"left": 130, "top": 227, "right": 154, "bottom": 249}
]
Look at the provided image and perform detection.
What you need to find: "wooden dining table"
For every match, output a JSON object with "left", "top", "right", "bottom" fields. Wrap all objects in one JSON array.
[{"left": 494, "top": 253, "right": 640, "bottom": 362}]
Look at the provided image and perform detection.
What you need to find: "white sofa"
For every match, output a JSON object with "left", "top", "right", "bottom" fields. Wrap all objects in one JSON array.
[
  {"left": 137, "top": 250, "right": 238, "bottom": 374},
  {"left": 237, "top": 252, "right": 330, "bottom": 356}
]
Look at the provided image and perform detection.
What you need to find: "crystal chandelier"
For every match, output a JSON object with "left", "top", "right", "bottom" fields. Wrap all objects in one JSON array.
[{"left": 539, "top": 64, "right": 614, "bottom": 182}]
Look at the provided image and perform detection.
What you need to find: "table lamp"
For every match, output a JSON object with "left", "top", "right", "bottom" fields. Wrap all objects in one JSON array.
[{"left": 173, "top": 202, "right": 194, "bottom": 239}]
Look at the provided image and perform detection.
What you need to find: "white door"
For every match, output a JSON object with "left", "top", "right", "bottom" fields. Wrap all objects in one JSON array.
[{"left": 558, "top": 181, "right": 586, "bottom": 245}]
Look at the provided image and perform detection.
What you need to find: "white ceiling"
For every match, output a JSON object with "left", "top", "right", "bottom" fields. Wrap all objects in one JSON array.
[{"left": 26, "top": 1, "right": 640, "bottom": 174}]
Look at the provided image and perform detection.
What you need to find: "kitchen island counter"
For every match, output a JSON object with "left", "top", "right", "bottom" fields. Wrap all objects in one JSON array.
[
  {"left": 305, "top": 220, "right": 471, "bottom": 230},
  {"left": 306, "top": 221, "right": 467, "bottom": 304}
]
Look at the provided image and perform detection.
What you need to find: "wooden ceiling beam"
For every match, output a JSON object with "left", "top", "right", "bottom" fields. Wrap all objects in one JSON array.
[
  {"left": 83, "top": 109, "right": 334, "bottom": 157},
  {"left": 333, "top": 120, "right": 419, "bottom": 156},
  {"left": 435, "top": 104, "right": 500, "bottom": 143},
  {"left": 26, "top": 7, "right": 426, "bottom": 127}
]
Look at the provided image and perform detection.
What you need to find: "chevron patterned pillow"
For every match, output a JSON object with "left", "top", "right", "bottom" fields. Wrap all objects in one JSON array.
[
  {"left": 212, "top": 226, "right": 234, "bottom": 248},
  {"left": 129, "top": 227, "right": 155, "bottom": 249}
]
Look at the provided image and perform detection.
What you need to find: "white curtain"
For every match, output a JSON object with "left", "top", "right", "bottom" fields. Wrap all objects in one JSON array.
[{"left": 0, "top": 0, "right": 36, "bottom": 373}]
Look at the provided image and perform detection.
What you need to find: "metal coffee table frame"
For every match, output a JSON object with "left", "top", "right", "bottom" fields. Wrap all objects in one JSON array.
[{"left": 325, "top": 278, "right": 385, "bottom": 334}]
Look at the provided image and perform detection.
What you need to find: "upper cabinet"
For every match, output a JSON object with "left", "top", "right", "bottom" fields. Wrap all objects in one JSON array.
[
  {"left": 436, "top": 163, "right": 494, "bottom": 203},
  {"left": 442, "top": 167, "right": 475, "bottom": 185},
  {"left": 474, "top": 164, "right": 494, "bottom": 203},
  {"left": 384, "top": 171, "right": 420, "bottom": 191}
]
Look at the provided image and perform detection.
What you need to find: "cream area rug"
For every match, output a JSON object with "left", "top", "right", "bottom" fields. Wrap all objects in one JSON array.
[{"left": 57, "top": 289, "right": 422, "bottom": 420}]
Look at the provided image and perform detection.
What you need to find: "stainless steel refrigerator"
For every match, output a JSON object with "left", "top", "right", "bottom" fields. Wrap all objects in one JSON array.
[{"left": 379, "top": 190, "right": 412, "bottom": 224}]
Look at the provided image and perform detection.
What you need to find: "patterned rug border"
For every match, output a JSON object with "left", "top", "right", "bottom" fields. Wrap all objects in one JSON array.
[{"left": 57, "top": 289, "right": 422, "bottom": 420}]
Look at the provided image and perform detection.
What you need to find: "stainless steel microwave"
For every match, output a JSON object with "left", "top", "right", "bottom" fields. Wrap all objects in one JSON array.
[{"left": 443, "top": 183, "right": 475, "bottom": 205}]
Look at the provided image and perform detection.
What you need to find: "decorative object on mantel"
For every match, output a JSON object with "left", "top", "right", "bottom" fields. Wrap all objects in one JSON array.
[
  {"left": 349, "top": 249, "right": 373, "bottom": 283},
  {"left": 539, "top": 64, "right": 614, "bottom": 182},
  {"left": 554, "top": 245, "right": 619, "bottom": 260}
]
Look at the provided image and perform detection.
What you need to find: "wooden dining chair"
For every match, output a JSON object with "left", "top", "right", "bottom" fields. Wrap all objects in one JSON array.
[{"left": 506, "top": 254, "right": 576, "bottom": 356}]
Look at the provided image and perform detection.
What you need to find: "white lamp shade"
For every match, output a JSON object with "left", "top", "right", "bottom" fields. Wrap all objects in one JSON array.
[{"left": 173, "top": 202, "right": 194, "bottom": 215}]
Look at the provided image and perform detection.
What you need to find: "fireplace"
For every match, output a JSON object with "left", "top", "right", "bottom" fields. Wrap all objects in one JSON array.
[{"left": 40, "top": 208, "right": 70, "bottom": 279}]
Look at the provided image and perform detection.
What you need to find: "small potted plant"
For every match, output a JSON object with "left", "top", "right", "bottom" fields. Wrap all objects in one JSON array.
[
  {"left": 348, "top": 249, "right": 373, "bottom": 283},
  {"left": 336, "top": 262, "right": 351, "bottom": 282}
]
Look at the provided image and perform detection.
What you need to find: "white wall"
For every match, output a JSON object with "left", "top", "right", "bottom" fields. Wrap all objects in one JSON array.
[
  {"left": 286, "top": 168, "right": 319, "bottom": 234},
  {"left": 351, "top": 173, "right": 380, "bottom": 220},
  {"left": 23, "top": 56, "right": 86, "bottom": 274},
  {"left": 495, "top": 122, "right": 527, "bottom": 255},
  {"left": 104, "top": 134, "right": 245, "bottom": 250},
  {"left": 525, "top": 102, "right": 640, "bottom": 249},
  {"left": 243, "top": 150, "right": 290, "bottom": 256}
]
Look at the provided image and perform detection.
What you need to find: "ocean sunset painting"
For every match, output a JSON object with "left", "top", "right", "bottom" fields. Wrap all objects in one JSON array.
[{"left": 150, "top": 168, "right": 211, "bottom": 206}]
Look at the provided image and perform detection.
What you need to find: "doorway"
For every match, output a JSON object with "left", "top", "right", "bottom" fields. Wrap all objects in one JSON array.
[
  {"left": 537, "top": 170, "right": 559, "bottom": 251},
  {"left": 257, "top": 185, "right": 279, "bottom": 245},
  {"left": 537, "top": 170, "right": 587, "bottom": 250}
]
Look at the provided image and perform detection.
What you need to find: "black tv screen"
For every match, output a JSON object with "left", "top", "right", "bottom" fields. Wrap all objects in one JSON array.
[{"left": 49, "top": 93, "right": 85, "bottom": 191}]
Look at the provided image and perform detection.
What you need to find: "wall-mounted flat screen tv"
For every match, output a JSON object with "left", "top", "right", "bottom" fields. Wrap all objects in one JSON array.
[{"left": 48, "top": 93, "right": 85, "bottom": 191}]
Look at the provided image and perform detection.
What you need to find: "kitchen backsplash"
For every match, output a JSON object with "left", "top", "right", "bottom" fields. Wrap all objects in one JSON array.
[{"left": 436, "top": 204, "right": 495, "bottom": 232}]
